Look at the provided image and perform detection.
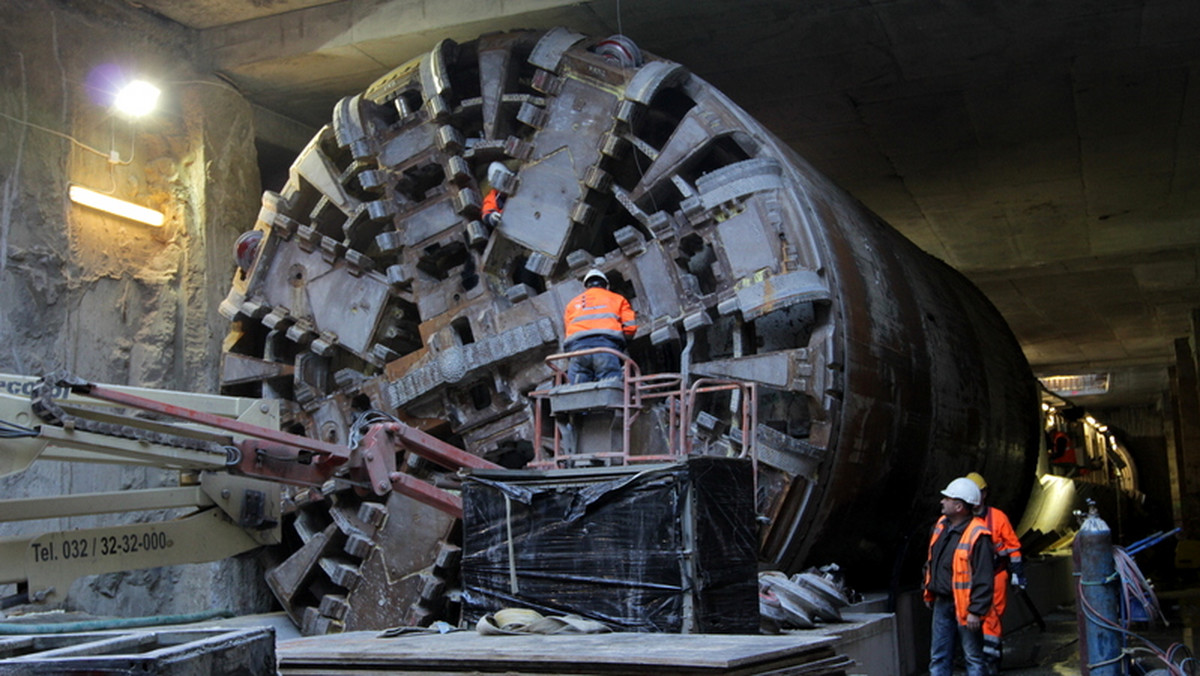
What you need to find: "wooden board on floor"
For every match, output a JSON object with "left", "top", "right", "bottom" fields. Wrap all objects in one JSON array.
[{"left": 278, "top": 631, "right": 846, "bottom": 675}]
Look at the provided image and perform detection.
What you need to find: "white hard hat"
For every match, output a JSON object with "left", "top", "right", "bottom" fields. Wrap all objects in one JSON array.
[
  {"left": 583, "top": 268, "right": 608, "bottom": 286},
  {"left": 487, "top": 161, "right": 511, "bottom": 186},
  {"left": 941, "top": 477, "right": 982, "bottom": 506}
]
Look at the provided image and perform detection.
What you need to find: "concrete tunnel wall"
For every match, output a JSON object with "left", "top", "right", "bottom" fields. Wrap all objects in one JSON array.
[{"left": 0, "top": 0, "right": 273, "bottom": 617}]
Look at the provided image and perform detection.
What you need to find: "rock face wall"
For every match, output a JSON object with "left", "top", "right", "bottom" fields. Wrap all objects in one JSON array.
[{"left": 0, "top": 0, "right": 271, "bottom": 616}]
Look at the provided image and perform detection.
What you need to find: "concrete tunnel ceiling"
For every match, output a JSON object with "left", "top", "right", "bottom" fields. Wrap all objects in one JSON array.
[{"left": 131, "top": 0, "right": 1200, "bottom": 409}]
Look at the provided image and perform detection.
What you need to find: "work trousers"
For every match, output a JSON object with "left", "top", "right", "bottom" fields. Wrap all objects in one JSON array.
[
  {"left": 930, "top": 596, "right": 988, "bottom": 676},
  {"left": 565, "top": 335, "right": 625, "bottom": 384},
  {"left": 982, "top": 572, "right": 1007, "bottom": 672}
]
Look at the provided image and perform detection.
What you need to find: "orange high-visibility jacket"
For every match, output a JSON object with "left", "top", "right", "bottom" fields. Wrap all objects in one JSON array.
[
  {"left": 563, "top": 287, "right": 637, "bottom": 347},
  {"left": 981, "top": 505, "right": 1022, "bottom": 568},
  {"left": 923, "top": 516, "right": 993, "bottom": 626},
  {"left": 980, "top": 505, "right": 1021, "bottom": 656},
  {"left": 482, "top": 189, "right": 505, "bottom": 218}
]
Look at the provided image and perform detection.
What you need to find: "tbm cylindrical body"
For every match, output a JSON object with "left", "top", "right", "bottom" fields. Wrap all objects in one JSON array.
[{"left": 220, "top": 28, "right": 1041, "bottom": 631}]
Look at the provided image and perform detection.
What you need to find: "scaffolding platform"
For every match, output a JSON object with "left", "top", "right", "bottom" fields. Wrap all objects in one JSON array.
[{"left": 545, "top": 379, "right": 626, "bottom": 414}]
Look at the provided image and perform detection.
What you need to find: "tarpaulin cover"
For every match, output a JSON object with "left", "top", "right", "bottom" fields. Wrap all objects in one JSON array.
[{"left": 461, "top": 456, "right": 758, "bottom": 633}]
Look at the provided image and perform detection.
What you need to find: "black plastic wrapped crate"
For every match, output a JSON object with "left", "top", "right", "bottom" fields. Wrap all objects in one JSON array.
[{"left": 461, "top": 456, "right": 759, "bottom": 633}]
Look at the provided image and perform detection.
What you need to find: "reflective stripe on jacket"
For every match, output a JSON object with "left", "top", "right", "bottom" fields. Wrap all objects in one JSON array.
[
  {"left": 982, "top": 505, "right": 1022, "bottom": 566},
  {"left": 923, "top": 515, "right": 993, "bottom": 625},
  {"left": 563, "top": 287, "right": 637, "bottom": 348}
]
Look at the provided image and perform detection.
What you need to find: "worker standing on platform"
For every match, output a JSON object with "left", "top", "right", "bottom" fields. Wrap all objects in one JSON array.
[
  {"left": 562, "top": 269, "right": 637, "bottom": 384},
  {"left": 967, "top": 471, "right": 1024, "bottom": 674},
  {"left": 924, "top": 477, "right": 995, "bottom": 676}
]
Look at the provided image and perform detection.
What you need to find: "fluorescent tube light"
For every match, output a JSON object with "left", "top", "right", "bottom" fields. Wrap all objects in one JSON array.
[
  {"left": 69, "top": 185, "right": 164, "bottom": 226},
  {"left": 1039, "top": 373, "right": 1109, "bottom": 397}
]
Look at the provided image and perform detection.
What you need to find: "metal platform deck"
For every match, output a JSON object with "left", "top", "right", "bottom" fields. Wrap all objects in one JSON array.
[{"left": 0, "top": 626, "right": 275, "bottom": 676}]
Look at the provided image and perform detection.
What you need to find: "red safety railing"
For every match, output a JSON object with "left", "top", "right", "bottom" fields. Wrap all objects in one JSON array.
[{"left": 529, "top": 349, "right": 757, "bottom": 471}]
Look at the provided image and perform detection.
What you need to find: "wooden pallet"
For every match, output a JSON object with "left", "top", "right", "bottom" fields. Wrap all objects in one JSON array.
[{"left": 0, "top": 627, "right": 275, "bottom": 675}]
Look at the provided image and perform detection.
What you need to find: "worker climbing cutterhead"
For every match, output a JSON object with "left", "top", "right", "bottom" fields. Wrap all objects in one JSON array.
[{"left": 482, "top": 161, "right": 512, "bottom": 228}]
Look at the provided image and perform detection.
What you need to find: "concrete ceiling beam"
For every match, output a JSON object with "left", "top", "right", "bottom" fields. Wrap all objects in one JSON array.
[
  {"left": 252, "top": 104, "right": 317, "bottom": 155},
  {"left": 201, "top": 0, "right": 601, "bottom": 70}
]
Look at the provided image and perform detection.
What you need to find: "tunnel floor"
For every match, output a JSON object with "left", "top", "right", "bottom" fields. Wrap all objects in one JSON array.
[{"left": 1001, "top": 597, "right": 1196, "bottom": 675}]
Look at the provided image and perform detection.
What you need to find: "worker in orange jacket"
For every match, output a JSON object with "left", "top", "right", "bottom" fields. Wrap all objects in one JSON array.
[
  {"left": 562, "top": 269, "right": 637, "bottom": 383},
  {"left": 924, "top": 477, "right": 995, "bottom": 676},
  {"left": 967, "top": 471, "right": 1024, "bottom": 674},
  {"left": 482, "top": 162, "right": 510, "bottom": 228}
]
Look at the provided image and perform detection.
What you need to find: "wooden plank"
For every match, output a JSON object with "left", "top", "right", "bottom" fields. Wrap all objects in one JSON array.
[
  {"left": 282, "top": 662, "right": 854, "bottom": 676},
  {"left": 280, "top": 662, "right": 849, "bottom": 676},
  {"left": 278, "top": 632, "right": 839, "bottom": 673},
  {"left": 0, "top": 628, "right": 276, "bottom": 676},
  {"left": 725, "top": 647, "right": 849, "bottom": 676},
  {"left": 756, "top": 657, "right": 853, "bottom": 675}
]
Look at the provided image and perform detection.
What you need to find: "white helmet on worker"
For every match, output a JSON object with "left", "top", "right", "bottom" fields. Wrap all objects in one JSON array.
[
  {"left": 941, "top": 477, "right": 982, "bottom": 506},
  {"left": 487, "top": 161, "right": 511, "bottom": 187},
  {"left": 583, "top": 268, "right": 608, "bottom": 288}
]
